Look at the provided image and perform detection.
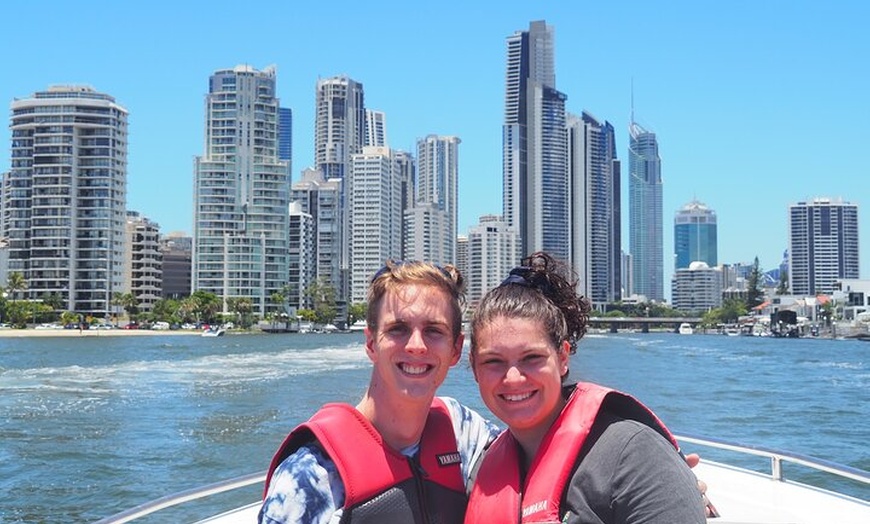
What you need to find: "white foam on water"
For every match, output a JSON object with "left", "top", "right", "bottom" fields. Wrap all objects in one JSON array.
[{"left": 0, "top": 342, "right": 371, "bottom": 413}]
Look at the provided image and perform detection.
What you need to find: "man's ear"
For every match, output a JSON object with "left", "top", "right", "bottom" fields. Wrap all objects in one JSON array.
[{"left": 364, "top": 327, "right": 378, "bottom": 363}]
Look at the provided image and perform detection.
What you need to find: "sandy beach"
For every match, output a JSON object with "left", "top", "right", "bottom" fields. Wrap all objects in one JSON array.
[{"left": 0, "top": 328, "right": 207, "bottom": 338}]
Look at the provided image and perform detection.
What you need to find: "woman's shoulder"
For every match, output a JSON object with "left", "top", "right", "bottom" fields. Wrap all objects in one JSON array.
[{"left": 592, "top": 411, "right": 675, "bottom": 452}]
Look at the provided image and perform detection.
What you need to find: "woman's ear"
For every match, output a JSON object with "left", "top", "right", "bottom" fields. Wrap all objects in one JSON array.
[{"left": 559, "top": 340, "right": 571, "bottom": 375}]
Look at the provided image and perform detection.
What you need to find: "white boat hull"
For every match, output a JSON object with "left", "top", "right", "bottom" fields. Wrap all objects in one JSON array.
[{"left": 692, "top": 461, "right": 868, "bottom": 523}]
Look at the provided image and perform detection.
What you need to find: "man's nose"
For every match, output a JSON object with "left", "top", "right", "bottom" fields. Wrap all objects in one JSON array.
[{"left": 406, "top": 328, "right": 427, "bottom": 353}]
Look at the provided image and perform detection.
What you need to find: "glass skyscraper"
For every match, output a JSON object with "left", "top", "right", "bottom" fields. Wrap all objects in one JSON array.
[
  {"left": 674, "top": 199, "right": 717, "bottom": 270},
  {"left": 278, "top": 106, "right": 292, "bottom": 173},
  {"left": 628, "top": 120, "right": 663, "bottom": 301},
  {"left": 503, "top": 20, "right": 569, "bottom": 261},
  {"left": 192, "top": 65, "right": 289, "bottom": 317}
]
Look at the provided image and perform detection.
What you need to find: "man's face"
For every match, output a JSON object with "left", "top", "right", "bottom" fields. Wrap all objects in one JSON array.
[{"left": 365, "top": 283, "right": 463, "bottom": 403}]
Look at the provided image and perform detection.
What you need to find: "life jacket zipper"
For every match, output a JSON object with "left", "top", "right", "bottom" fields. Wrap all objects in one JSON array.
[{"left": 408, "top": 454, "right": 431, "bottom": 524}]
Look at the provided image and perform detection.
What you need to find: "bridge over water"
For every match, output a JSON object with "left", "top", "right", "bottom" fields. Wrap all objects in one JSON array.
[{"left": 588, "top": 317, "right": 703, "bottom": 333}]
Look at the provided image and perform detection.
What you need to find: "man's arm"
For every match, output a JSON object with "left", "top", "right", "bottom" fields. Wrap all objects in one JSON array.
[{"left": 259, "top": 444, "right": 344, "bottom": 524}]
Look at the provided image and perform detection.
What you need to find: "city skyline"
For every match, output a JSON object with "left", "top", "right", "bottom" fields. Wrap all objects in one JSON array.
[{"left": 2, "top": 1, "right": 869, "bottom": 295}]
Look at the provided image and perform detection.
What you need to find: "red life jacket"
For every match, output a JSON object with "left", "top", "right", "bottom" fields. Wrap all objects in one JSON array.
[
  {"left": 264, "top": 397, "right": 467, "bottom": 523},
  {"left": 464, "top": 382, "right": 679, "bottom": 523}
]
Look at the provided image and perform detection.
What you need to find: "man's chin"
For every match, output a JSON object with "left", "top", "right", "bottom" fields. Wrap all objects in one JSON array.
[{"left": 398, "top": 384, "right": 439, "bottom": 402}]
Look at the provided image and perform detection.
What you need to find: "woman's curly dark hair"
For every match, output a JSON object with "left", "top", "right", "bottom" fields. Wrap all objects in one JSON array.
[{"left": 470, "top": 252, "right": 591, "bottom": 358}]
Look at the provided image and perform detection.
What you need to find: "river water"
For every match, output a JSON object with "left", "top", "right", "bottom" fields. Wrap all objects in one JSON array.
[{"left": 1, "top": 332, "right": 868, "bottom": 522}]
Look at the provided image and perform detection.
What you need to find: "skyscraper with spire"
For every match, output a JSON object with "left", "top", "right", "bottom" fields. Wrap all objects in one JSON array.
[
  {"left": 192, "top": 65, "right": 289, "bottom": 317},
  {"left": 503, "top": 20, "right": 569, "bottom": 261},
  {"left": 628, "top": 116, "right": 663, "bottom": 302}
]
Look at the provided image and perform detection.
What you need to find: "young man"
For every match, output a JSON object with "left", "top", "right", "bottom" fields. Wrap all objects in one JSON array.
[{"left": 259, "top": 261, "right": 498, "bottom": 523}]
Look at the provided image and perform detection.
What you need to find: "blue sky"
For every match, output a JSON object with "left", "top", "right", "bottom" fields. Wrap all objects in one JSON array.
[{"left": 2, "top": 1, "right": 869, "bottom": 291}]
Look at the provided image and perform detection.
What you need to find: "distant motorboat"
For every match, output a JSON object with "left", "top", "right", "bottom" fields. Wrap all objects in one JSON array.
[
  {"left": 678, "top": 322, "right": 694, "bottom": 335},
  {"left": 722, "top": 325, "right": 742, "bottom": 336},
  {"left": 201, "top": 327, "right": 225, "bottom": 337}
]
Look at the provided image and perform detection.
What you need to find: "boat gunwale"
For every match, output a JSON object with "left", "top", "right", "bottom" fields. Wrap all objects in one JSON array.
[
  {"left": 92, "top": 471, "right": 266, "bottom": 524},
  {"left": 92, "top": 434, "right": 869, "bottom": 523},
  {"left": 677, "top": 433, "right": 870, "bottom": 487}
]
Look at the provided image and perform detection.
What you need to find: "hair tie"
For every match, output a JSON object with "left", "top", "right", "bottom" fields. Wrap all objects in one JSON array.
[{"left": 500, "top": 266, "right": 532, "bottom": 287}]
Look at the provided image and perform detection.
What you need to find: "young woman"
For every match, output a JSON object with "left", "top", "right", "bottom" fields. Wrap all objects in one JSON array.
[
  {"left": 465, "top": 253, "right": 706, "bottom": 523},
  {"left": 259, "top": 261, "right": 499, "bottom": 523}
]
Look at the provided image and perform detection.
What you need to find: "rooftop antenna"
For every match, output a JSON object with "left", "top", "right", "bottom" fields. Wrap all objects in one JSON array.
[{"left": 630, "top": 77, "right": 635, "bottom": 124}]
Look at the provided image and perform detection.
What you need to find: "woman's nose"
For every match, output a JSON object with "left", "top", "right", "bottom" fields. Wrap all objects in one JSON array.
[{"left": 504, "top": 364, "right": 523, "bottom": 382}]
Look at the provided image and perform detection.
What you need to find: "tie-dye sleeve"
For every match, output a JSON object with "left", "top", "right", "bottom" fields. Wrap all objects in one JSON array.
[
  {"left": 258, "top": 443, "right": 345, "bottom": 524},
  {"left": 439, "top": 396, "right": 502, "bottom": 490}
]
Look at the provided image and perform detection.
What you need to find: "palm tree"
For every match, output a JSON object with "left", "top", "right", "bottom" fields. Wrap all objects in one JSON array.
[
  {"left": 304, "top": 279, "right": 337, "bottom": 326},
  {"left": 191, "top": 291, "right": 221, "bottom": 324},
  {"left": 6, "top": 272, "right": 27, "bottom": 301},
  {"left": 111, "top": 292, "right": 139, "bottom": 319},
  {"left": 228, "top": 297, "right": 253, "bottom": 328},
  {"left": 178, "top": 296, "right": 200, "bottom": 324}
]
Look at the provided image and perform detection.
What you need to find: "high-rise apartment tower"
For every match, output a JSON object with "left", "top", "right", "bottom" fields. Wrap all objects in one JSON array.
[
  {"left": 788, "top": 197, "right": 859, "bottom": 295},
  {"left": 192, "top": 65, "right": 290, "bottom": 317},
  {"left": 313, "top": 77, "right": 365, "bottom": 305},
  {"left": 568, "top": 111, "right": 621, "bottom": 306},
  {"left": 411, "top": 135, "right": 460, "bottom": 265},
  {"left": 4, "top": 85, "right": 128, "bottom": 315}
]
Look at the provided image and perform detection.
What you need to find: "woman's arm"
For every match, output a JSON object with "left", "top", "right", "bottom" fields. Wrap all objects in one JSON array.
[{"left": 562, "top": 417, "right": 706, "bottom": 524}]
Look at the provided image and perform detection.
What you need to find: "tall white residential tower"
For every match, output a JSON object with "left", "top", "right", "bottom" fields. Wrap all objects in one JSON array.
[
  {"left": 349, "top": 146, "right": 403, "bottom": 303},
  {"left": 4, "top": 85, "right": 128, "bottom": 316},
  {"left": 192, "top": 65, "right": 290, "bottom": 317}
]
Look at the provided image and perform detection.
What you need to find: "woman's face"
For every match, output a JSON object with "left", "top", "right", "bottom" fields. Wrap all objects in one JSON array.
[{"left": 472, "top": 315, "right": 569, "bottom": 435}]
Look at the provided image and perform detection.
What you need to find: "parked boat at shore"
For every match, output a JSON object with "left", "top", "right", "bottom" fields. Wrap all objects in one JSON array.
[{"left": 679, "top": 322, "right": 694, "bottom": 335}]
